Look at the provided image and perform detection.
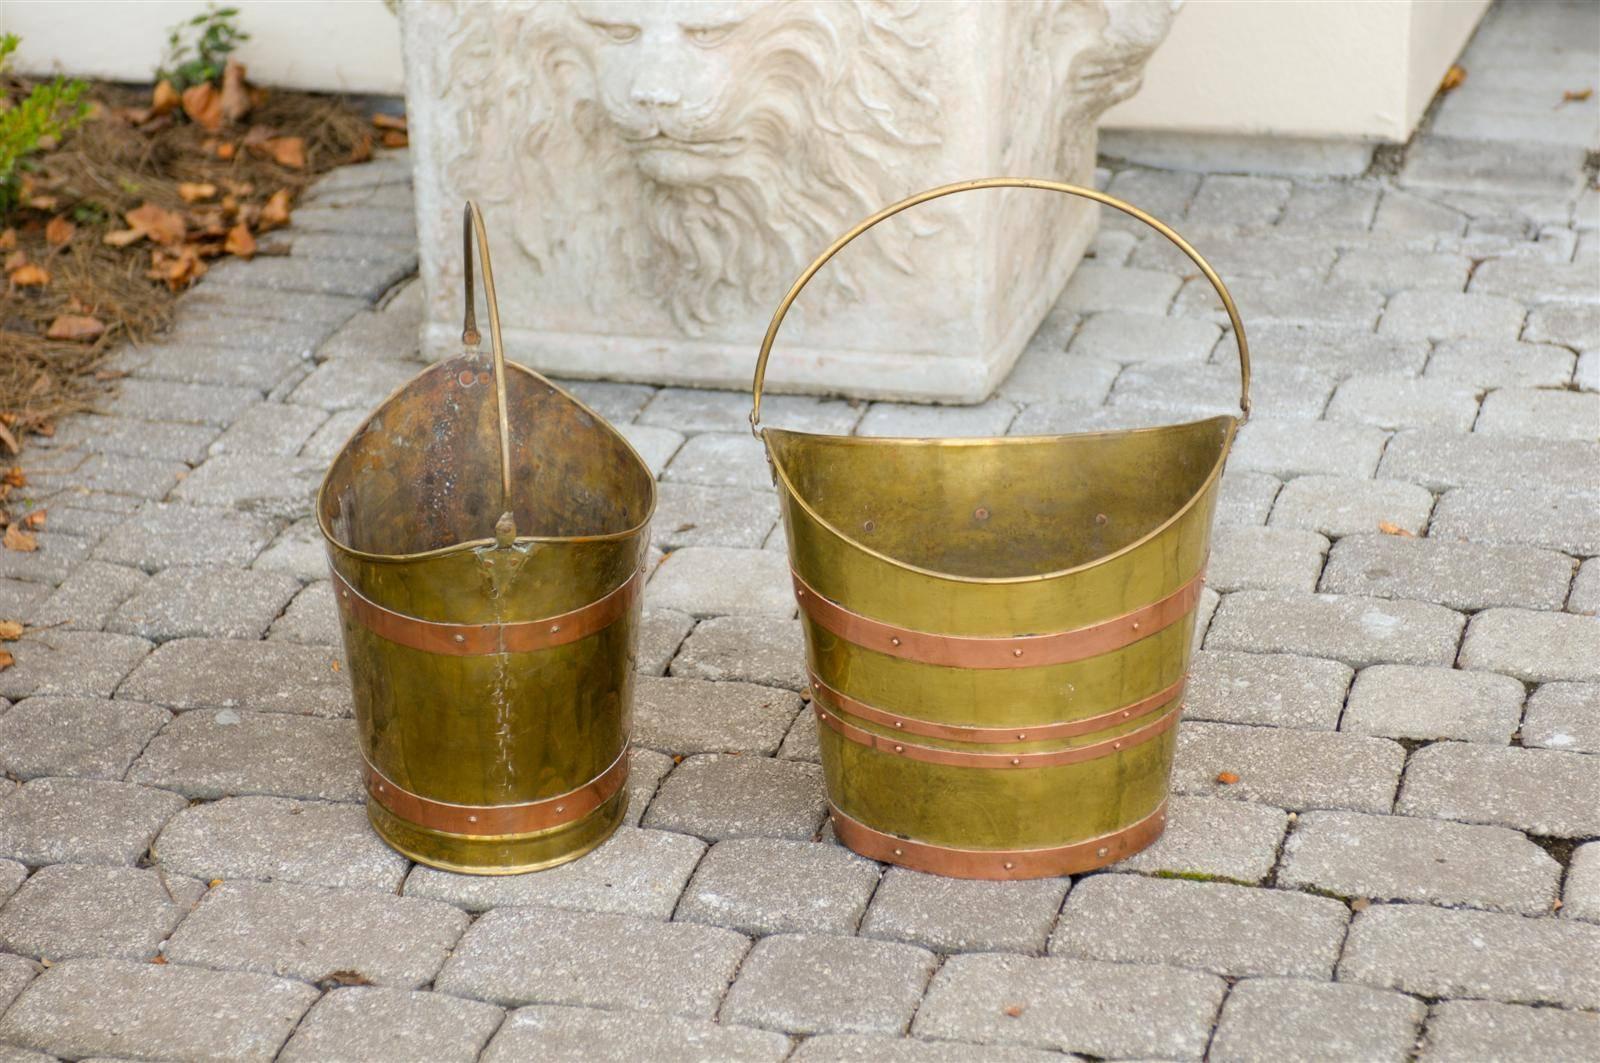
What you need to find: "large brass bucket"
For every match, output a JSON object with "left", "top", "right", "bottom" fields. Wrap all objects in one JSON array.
[
  {"left": 317, "top": 204, "right": 655, "bottom": 874},
  {"left": 752, "top": 179, "right": 1250, "bottom": 880}
]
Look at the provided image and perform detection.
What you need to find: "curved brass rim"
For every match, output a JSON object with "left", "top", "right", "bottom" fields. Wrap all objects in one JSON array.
[{"left": 829, "top": 800, "right": 1168, "bottom": 879}]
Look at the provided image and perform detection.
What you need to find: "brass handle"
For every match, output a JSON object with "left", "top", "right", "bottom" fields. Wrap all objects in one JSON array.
[
  {"left": 460, "top": 201, "right": 516, "bottom": 539},
  {"left": 749, "top": 178, "right": 1252, "bottom": 432}
]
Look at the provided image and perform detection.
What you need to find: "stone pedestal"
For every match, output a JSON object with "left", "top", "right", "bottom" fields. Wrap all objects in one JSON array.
[{"left": 402, "top": 1, "right": 1173, "bottom": 403}]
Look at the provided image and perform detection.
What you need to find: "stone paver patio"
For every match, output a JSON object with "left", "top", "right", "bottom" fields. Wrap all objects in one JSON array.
[{"left": 1, "top": 2, "right": 1597, "bottom": 1059}]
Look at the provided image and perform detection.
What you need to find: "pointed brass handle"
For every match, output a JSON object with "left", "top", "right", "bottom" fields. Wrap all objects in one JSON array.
[
  {"left": 749, "top": 177, "right": 1252, "bottom": 432},
  {"left": 460, "top": 201, "right": 515, "bottom": 538}
]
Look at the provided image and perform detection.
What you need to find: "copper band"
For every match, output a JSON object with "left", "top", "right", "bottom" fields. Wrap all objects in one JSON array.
[
  {"left": 815, "top": 695, "right": 1180, "bottom": 769},
  {"left": 362, "top": 748, "right": 628, "bottom": 837},
  {"left": 809, "top": 672, "right": 1185, "bottom": 743},
  {"left": 792, "top": 567, "right": 1205, "bottom": 669},
  {"left": 830, "top": 800, "right": 1168, "bottom": 880},
  {"left": 331, "top": 566, "right": 642, "bottom": 657}
]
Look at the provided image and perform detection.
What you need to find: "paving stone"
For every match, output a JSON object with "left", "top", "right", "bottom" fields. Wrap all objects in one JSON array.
[
  {"left": 1431, "top": 485, "right": 1600, "bottom": 555},
  {"left": 171, "top": 454, "right": 326, "bottom": 520},
  {"left": 154, "top": 796, "right": 407, "bottom": 893},
  {"left": 1051, "top": 874, "right": 1347, "bottom": 978},
  {"left": 1459, "top": 607, "right": 1600, "bottom": 682},
  {"left": 648, "top": 547, "right": 793, "bottom": 618},
  {"left": 1378, "top": 290, "right": 1526, "bottom": 342},
  {"left": 1476, "top": 387, "right": 1600, "bottom": 441},
  {"left": 253, "top": 515, "right": 330, "bottom": 581},
  {"left": 617, "top": 423, "right": 685, "bottom": 477},
  {"left": 1570, "top": 558, "right": 1600, "bottom": 615},
  {"left": 165, "top": 880, "right": 466, "bottom": 989},
  {"left": 0, "top": 952, "right": 38, "bottom": 1015},
  {"left": 0, "top": 631, "right": 150, "bottom": 701},
  {"left": 1339, "top": 903, "right": 1600, "bottom": 1009},
  {"left": 1280, "top": 810, "right": 1559, "bottom": 915},
  {"left": 1565, "top": 842, "right": 1600, "bottom": 924},
  {"left": 1193, "top": 585, "right": 1220, "bottom": 654},
  {"left": 1245, "top": 322, "right": 1430, "bottom": 378},
  {"left": 653, "top": 483, "right": 779, "bottom": 550},
  {"left": 1522, "top": 682, "right": 1600, "bottom": 753},
  {"left": 1105, "top": 167, "right": 1201, "bottom": 220},
  {"left": 857, "top": 399, "right": 1018, "bottom": 438},
  {"left": 793, "top": 1034, "right": 1067, "bottom": 1063},
  {"left": 107, "top": 565, "right": 301, "bottom": 641},
  {"left": 285, "top": 358, "right": 420, "bottom": 413},
  {"left": 632, "top": 676, "right": 803, "bottom": 756},
  {"left": 778, "top": 705, "right": 820, "bottom": 762},
  {"left": 554, "top": 379, "right": 656, "bottom": 424},
  {"left": 1473, "top": 256, "right": 1600, "bottom": 305},
  {"left": 436, "top": 906, "right": 749, "bottom": 1018},
  {"left": 26, "top": 561, "right": 149, "bottom": 630},
  {"left": 0, "top": 531, "right": 92, "bottom": 585},
  {"left": 1185, "top": 650, "right": 1352, "bottom": 730},
  {"left": 1572, "top": 350, "right": 1597, "bottom": 391},
  {"left": 1173, "top": 720, "right": 1404, "bottom": 813},
  {"left": 1322, "top": 534, "right": 1575, "bottom": 612},
  {"left": 1425, "top": 338, "right": 1576, "bottom": 388},
  {"left": 626, "top": 747, "right": 675, "bottom": 827},
  {"left": 1178, "top": 274, "right": 1385, "bottom": 330},
  {"left": 118, "top": 637, "right": 350, "bottom": 716},
  {"left": 404, "top": 826, "right": 704, "bottom": 920},
  {"left": 1112, "top": 361, "right": 1329, "bottom": 421},
  {"left": 1058, "top": 265, "right": 1181, "bottom": 316},
  {"left": 722, "top": 932, "right": 936, "bottom": 1037},
  {"left": 914, "top": 952, "right": 1225, "bottom": 1061},
  {"left": 669, "top": 615, "right": 807, "bottom": 691},
  {"left": 130, "top": 709, "right": 361, "bottom": 802},
  {"left": 1209, "top": 977, "right": 1425, "bottom": 1063},
  {"left": 1114, "top": 796, "right": 1288, "bottom": 883},
  {"left": 858, "top": 867, "right": 1069, "bottom": 955},
  {"left": 1370, "top": 189, "right": 1468, "bottom": 238},
  {"left": 483, "top": 1004, "right": 789, "bottom": 1063},
  {"left": 1525, "top": 301, "right": 1600, "bottom": 348},
  {"left": 42, "top": 413, "right": 220, "bottom": 464},
  {"left": 209, "top": 402, "right": 330, "bottom": 457},
  {"left": 0, "top": 958, "right": 318, "bottom": 1063},
  {"left": 1214, "top": 471, "right": 1281, "bottom": 527},
  {"left": 1065, "top": 310, "right": 1220, "bottom": 365},
  {"left": 1186, "top": 174, "right": 1291, "bottom": 226},
  {"left": 678, "top": 837, "right": 879, "bottom": 936},
  {"left": 119, "top": 335, "right": 307, "bottom": 392},
  {"left": 1341, "top": 664, "right": 1524, "bottom": 744},
  {"left": 280, "top": 986, "right": 504, "bottom": 1063},
  {"left": 1397, "top": 742, "right": 1600, "bottom": 839},
  {"left": 0, "top": 579, "right": 49, "bottom": 619},
  {"left": 1420, "top": 999, "right": 1600, "bottom": 1063},
  {"left": 1229, "top": 420, "right": 1388, "bottom": 479},
  {"left": 0, "top": 861, "right": 25, "bottom": 904},
  {"left": 662, "top": 432, "right": 769, "bottom": 490},
  {"left": 635, "top": 607, "right": 693, "bottom": 676},
  {"left": 298, "top": 408, "right": 369, "bottom": 462},
  {"left": 0, "top": 778, "right": 185, "bottom": 866},
  {"left": 640, "top": 388, "right": 860, "bottom": 436},
  {"left": 267, "top": 580, "right": 338, "bottom": 645},
  {"left": 1400, "top": 136, "right": 1588, "bottom": 199},
  {"left": 0, "top": 863, "right": 204, "bottom": 962},
  {"left": 643, "top": 753, "right": 826, "bottom": 841},
  {"left": 314, "top": 308, "right": 424, "bottom": 363},
  {"left": 1281, "top": 180, "right": 1381, "bottom": 230},
  {"left": 0, "top": 696, "right": 170, "bottom": 780},
  {"left": 1268, "top": 475, "right": 1435, "bottom": 538},
  {"left": 1207, "top": 526, "right": 1328, "bottom": 594},
  {"left": 1206, "top": 591, "right": 1464, "bottom": 667},
  {"left": 103, "top": 378, "right": 261, "bottom": 427},
  {"left": 1324, "top": 375, "right": 1480, "bottom": 432},
  {"left": 1329, "top": 249, "right": 1471, "bottom": 294},
  {"left": 995, "top": 347, "right": 1119, "bottom": 406}
]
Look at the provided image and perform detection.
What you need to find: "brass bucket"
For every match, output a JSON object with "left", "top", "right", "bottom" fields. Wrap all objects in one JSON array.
[
  {"left": 752, "top": 179, "right": 1250, "bottom": 880},
  {"left": 317, "top": 203, "right": 655, "bottom": 874}
]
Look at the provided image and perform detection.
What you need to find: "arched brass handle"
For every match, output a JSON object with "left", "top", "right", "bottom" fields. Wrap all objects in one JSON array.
[
  {"left": 460, "top": 201, "right": 516, "bottom": 539},
  {"left": 749, "top": 178, "right": 1252, "bottom": 432}
]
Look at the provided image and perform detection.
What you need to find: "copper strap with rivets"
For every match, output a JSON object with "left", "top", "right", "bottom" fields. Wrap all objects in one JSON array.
[
  {"left": 331, "top": 565, "right": 642, "bottom": 657},
  {"left": 814, "top": 694, "right": 1181, "bottom": 769},
  {"left": 361, "top": 747, "right": 629, "bottom": 837},
  {"left": 808, "top": 671, "right": 1185, "bottom": 743},
  {"left": 829, "top": 799, "right": 1169, "bottom": 880},
  {"left": 791, "top": 567, "right": 1205, "bottom": 669}
]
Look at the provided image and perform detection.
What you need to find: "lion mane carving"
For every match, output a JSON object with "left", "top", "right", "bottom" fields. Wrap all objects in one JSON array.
[{"left": 435, "top": 1, "right": 945, "bottom": 333}]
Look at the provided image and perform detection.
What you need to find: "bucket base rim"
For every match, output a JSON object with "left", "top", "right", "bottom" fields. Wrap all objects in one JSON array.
[
  {"left": 829, "top": 799, "right": 1167, "bottom": 880},
  {"left": 365, "top": 795, "right": 626, "bottom": 876}
]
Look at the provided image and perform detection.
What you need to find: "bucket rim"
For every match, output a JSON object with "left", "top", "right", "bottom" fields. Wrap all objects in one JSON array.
[
  {"left": 763, "top": 413, "right": 1236, "bottom": 587},
  {"left": 316, "top": 356, "right": 658, "bottom": 565}
]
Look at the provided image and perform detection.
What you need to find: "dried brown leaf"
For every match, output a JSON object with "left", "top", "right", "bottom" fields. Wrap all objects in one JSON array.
[
  {"left": 1439, "top": 64, "right": 1466, "bottom": 94},
  {"left": 217, "top": 141, "right": 237, "bottom": 160},
  {"left": 371, "top": 112, "right": 407, "bottom": 132},
  {"left": 220, "top": 59, "right": 252, "bottom": 124},
  {"left": 0, "top": 650, "right": 13, "bottom": 672},
  {"left": 2, "top": 468, "right": 24, "bottom": 489},
  {"left": 267, "top": 136, "right": 307, "bottom": 169},
  {"left": 45, "top": 216, "right": 75, "bottom": 246},
  {"left": 1216, "top": 771, "right": 1240, "bottom": 785},
  {"left": 177, "top": 182, "right": 218, "bottom": 204},
  {"left": 45, "top": 315, "right": 107, "bottom": 342},
  {"left": 1562, "top": 88, "right": 1593, "bottom": 104},
  {"left": 22, "top": 509, "right": 45, "bottom": 530},
  {"left": 380, "top": 130, "right": 408, "bottom": 149},
  {"left": 103, "top": 228, "right": 146, "bottom": 248},
  {"left": 182, "top": 82, "right": 224, "bottom": 132},
  {"left": 0, "top": 229, "right": 14, "bottom": 251},
  {"left": 151, "top": 79, "right": 181, "bottom": 117},
  {"left": 3, "top": 525, "right": 38, "bottom": 552},
  {"left": 223, "top": 223, "right": 256, "bottom": 259},
  {"left": 1002, "top": 1005, "right": 1025, "bottom": 1018},
  {"left": 259, "top": 188, "right": 292, "bottom": 230},
  {"left": 125, "top": 202, "right": 187, "bottom": 246},
  {"left": 9, "top": 264, "right": 50, "bottom": 288},
  {"left": 0, "top": 620, "right": 22, "bottom": 640},
  {"left": 1377, "top": 521, "right": 1416, "bottom": 538}
]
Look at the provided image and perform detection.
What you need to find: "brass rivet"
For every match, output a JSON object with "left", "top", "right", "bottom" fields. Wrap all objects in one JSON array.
[
  {"left": 341, "top": 589, "right": 349, "bottom": 599},
  {"left": 891, "top": 637, "right": 902, "bottom": 647},
  {"left": 467, "top": 814, "right": 477, "bottom": 823},
  {"left": 863, "top": 520, "right": 875, "bottom": 532},
  {"left": 1016, "top": 733, "right": 1027, "bottom": 740},
  {"left": 555, "top": 805, "right": 565, "bottom": 813},
  {"left": 453, "top": 634, "right": 466, "bottom": 644},
  {"left": 1121, "top": 711, "right": 1131, "bottom": 719},
  {"left": 1095, "top": 513, "right": 1107, "bottom": 525},
  {"left": 893, "top": 847, "right": 904, "bottom": 856},
  {"left": 1131, "top": 621, "right": 1142, "bottom": 632},
  {"left": 1113, "top": 741, "right": 1123, "bottom": 750},
  {"left": 1010, "top": 757, "right": 1021, "bottom": 766},
  {"left": 975, "top": 507, "right": 990, "bottom": 521},
  {"left": 376, "top": 784, "right": 384, "bottom": 792},
  {"left": 550, "top": 624, "right": 561, "bottom": 633},
  {"left": 894, "top": 721, "right": 904, "bottom": 729},
  {"left": 894, "top": 745, "right": 905, "bottom": 753},
  {"left": 1097, "top": 846, "right": 1109, "bottom": 858},
  {"left": 796, "top": 588, "right": 805, "bottom": 597},
  {"left": 1012, "top": 648, "right": 1023, "bottom": 658},
  {"left": 1003, "top": 861, "right": 1015, "bottom": 870}
]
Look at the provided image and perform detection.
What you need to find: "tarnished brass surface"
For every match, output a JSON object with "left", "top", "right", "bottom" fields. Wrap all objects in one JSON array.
[
  {"left": 752, "top": 179, "right": 1246, "bottom": 878},
  {"left": 317, "top": 203, "right": 655, "bottom": 874}
]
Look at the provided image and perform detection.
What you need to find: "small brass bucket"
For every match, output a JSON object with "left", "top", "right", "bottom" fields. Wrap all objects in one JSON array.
[
  {"left": 317, "top": 204, "right": 655, "bottom": 874},
  {"left": 752, "top": 179, "right": 1250, "bottom": 879}
]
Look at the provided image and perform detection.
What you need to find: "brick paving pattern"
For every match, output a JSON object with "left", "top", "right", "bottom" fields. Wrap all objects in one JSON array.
[{"left": 0, "top": 2, "right": 1596, "bottom": 1057}]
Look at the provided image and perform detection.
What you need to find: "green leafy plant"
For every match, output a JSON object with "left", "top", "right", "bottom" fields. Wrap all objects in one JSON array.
[
  {"left": 157, "top": 6, "right": 250, "bottom": 91},
  {"left": 0, "top": 34, "right": 91, "bottom": 215}
]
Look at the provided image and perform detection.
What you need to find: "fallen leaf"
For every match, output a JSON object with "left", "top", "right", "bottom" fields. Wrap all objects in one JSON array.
[
  {"left": 0, "top": 620, "right": 22, "bottom": 640},
  {"left": 259, "top": 188, "right": 292, "bottom": 230},
  {"left": 1350, "top": 897, "right": 1372, "bottom": 912},
  {"left": 1562, "top": 88, "right": 1593, "bottom": 104},
  {"left": 217, "top": 141, "right": 237, "bottom": 160},
  {"left": 182, "top": 82, "right": 224, "bottom": 132},
  {"left": 1554, "top": 898, "right": 1564, "bottom": 911},
  {"left": 0, "top": 421, "right": 16, "bottom": 456},
  {"left": 1002, "top": 1005, "right": 1025, "bottom": 1018},
  {"left": 150, "top": 955, "right": 169, "bottom": 965},
  {"left": 151, "top": 79, "right": 181, "bottom": 117},
  {"left": 224, "top": 223, "right": 256, "bottom": 259},
  {"left": 9, "top": 264, "right": 50, "bottom": 287},
  {"left": 380, "top": 130, "right": 408, "bottom": 149},
  {"left": 208, "top": 879, "right": 223, "bottom": 888},
  {"left": 26, "top": 194, "right": 58, "bottom": 211},
  {"left": 1377, "top": 521, "right": 1416, "bottom": 538},
  {"left": 0, "top": 650, "right": 12, "bottom": 672},
  {"left": 0, "top": 229, "right": 13, "bottom": 250},
  {"left": 103, "top": 228, "right": 146, "bottom": 248},
  {"left": 177, "top": 182, "right": 218, "bottom": 204},
  {"left": 372, "top": 112, "right": 407, "bottom": 131},
  {"left": 2, "top": 468, "right": 24, "bottom": 488},
  {"left": 347, "top": 135, "right": 373, "bottom": 164},
  {"left": 3, "top": 525, "right": 38, "bottom": 552},
  {"left": 1439, "top": 64, "right": 1466, "bottom": 94},
  {"left": 22, "top": 509, "right": 45, "bottom": 530},
  {"left": 125, "top": 202, "right": 187, "bottom": 246},
  {"left": 267, "top": 136, "right": 307, "bottom": 169},
  {"left": 44, "top": 216, "right": 75, "bottom": 245},
  {"left": 147, "top": 246, "right": 206, "bottom": 291},
  {"left": 220, "top": 59, "right": 252, "bottom": 123},
  {"left": 1216, "top": 771, "right": 1240, "bottom": 785},
  {"left": 319, "top": 970, "right": 374, "bottom": 988},
  {"left": 46, "top": 315, "right": 107, "bottom": 342},
  {"left": 3, "top": 251, "right": 24, "bottom": 272}
]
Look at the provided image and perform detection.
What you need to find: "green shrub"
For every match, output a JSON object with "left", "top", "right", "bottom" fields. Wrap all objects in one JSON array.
[
  {"left": 0, "top": 34, "right": 91, "bottom": 215},
  {"left": 157, "top": 5, "right": 250, "bottom": 90}
]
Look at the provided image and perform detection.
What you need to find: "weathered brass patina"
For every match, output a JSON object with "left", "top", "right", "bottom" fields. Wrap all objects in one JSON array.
[
  {"left": 317, "top": 203, "right": 655, "bottom": 874},
  {"left": 751, "top": 179, "right": 1250, "bottom": 879}
]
